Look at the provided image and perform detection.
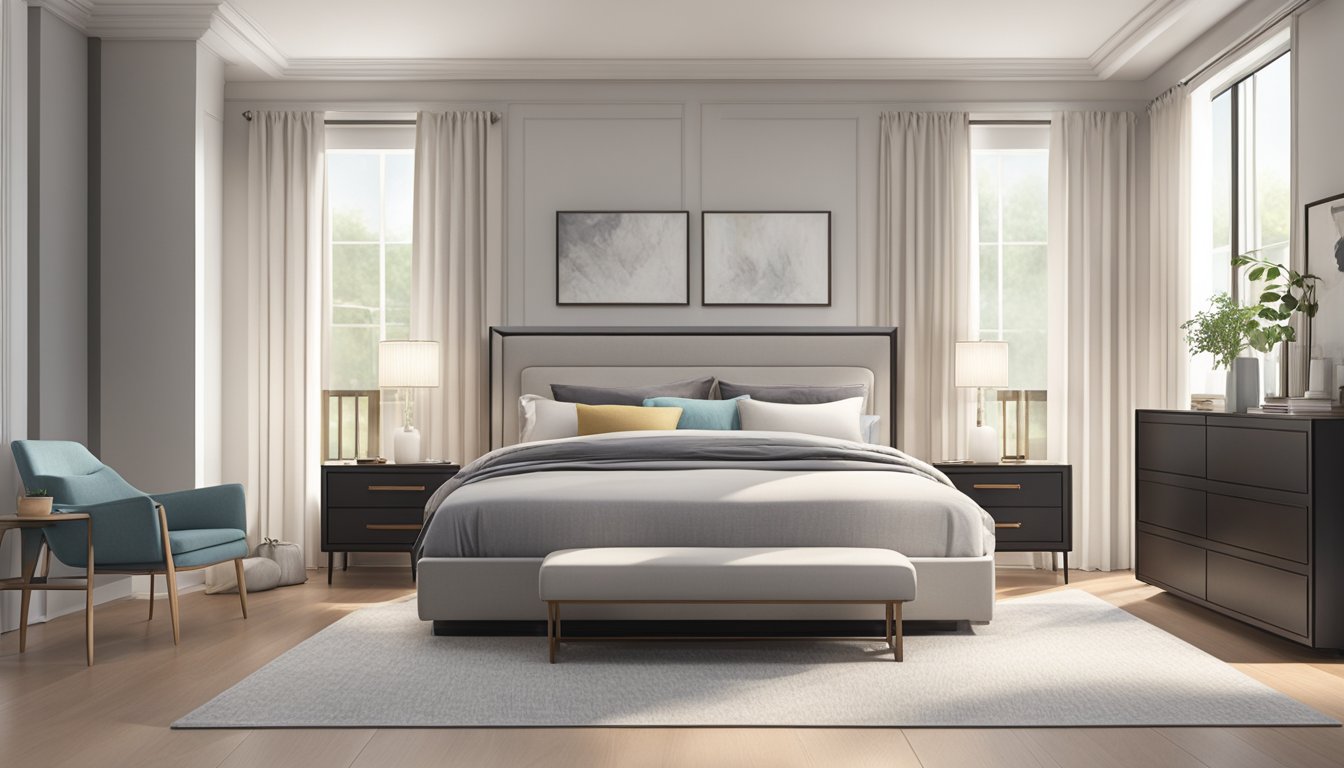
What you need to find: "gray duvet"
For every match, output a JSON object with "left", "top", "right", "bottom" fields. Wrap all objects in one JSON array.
[{"left": 416, "top": 431, "right": 995, "bottom": 560}]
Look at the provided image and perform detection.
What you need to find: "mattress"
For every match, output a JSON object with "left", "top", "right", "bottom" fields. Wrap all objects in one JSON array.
[{"left": 418, "top": 431, "right": 995, "bottom": 559}]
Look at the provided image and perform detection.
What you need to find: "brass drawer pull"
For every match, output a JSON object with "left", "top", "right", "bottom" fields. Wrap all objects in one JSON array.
[
  {"left": 368, "top": 485, "right": 426, "bottom": 492},
  {"left": 995, "top": 522, "right": 1024, "bottom": 529},
  {"left": 973, "top": 483, "right": 1022, "bottom": 490},
  {"left": 366, "top": 524, "right": 423, "bottom": 531}
]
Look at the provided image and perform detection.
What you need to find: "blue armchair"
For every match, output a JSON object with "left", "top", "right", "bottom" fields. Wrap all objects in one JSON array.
[{"left": 11, "top": 440, "right": 250, "bottom": 644}]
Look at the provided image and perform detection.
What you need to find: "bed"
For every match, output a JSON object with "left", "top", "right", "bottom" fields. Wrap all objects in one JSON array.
[{"left": 416, "top": 327, "right": 996, "bottom": 632}]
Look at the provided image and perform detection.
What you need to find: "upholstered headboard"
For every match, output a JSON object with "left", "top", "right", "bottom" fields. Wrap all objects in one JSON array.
[{"left": 489, "top": 327, "right": 899, "bottom": 449}]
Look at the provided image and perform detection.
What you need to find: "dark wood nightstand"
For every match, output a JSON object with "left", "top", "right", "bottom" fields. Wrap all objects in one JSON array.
[
  {"left": 934, "top": 462, "right": 1073, "bottom": 583},
  {"left": 321, "top": 462, "right": 459, "bottom": 584}
]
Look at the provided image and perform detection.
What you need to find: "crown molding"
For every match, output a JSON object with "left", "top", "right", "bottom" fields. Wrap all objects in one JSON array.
[
  {"left": 1089, "top": 0, "right": 1193, "bottom": 79},
  {"left": 277, "top": 57, "right": 1104, "bottom": 82},
  {"left": 28, "top": 0, "right": 95, "bottom": 32},
  {"left": 49, "top": 0, "right": 1217, "bottom": 82},
  {"left": 86, "top": 3, "right": 217, "bottom": 40}
]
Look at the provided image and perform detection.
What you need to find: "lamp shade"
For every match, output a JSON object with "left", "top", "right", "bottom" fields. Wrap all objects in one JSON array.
[
  {"left": 378, "top": 340, "right": 441, "bottom": 388},
  {"left": 954, "top": 341, "right": 1009, "bottom": 389}
]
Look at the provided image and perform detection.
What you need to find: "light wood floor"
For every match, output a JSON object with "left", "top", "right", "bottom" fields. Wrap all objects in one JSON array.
[{"left": 3, "top": 568, "right": 1343, "bottom": 768}]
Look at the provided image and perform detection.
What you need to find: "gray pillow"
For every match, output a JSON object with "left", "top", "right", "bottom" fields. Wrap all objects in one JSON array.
[
  {"left": 717, "top": 381, "right": 868, "bottom": 405},
  {"left": 551, "top": 376, "right": 715, "bottom": 406}
]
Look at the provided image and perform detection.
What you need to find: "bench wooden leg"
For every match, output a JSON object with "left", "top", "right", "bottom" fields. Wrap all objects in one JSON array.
[
  {"left": 547, "top": 602, "right": 558, "bottom": 663},
  {"left": 892, "top": 601, "right": 903, "bottom": 662}
]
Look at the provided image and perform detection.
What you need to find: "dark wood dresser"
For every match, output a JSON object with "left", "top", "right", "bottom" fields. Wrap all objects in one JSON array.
[
  {"left": 936, "top": 463, "right": 1073, "bottom": 582},
  {"left": 321, "top": 462, "right": 460, "bottom": 584},
  {"left": 1135, "top": 409, "right": 1344, "bottom": 648}
]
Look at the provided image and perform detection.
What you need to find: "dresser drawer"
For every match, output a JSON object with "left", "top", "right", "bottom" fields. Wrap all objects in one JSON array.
[
  {"left": 1136, "top": 420, "right": 1206, "bottom": 478},
  {"left": 1137, "top": 531, "right": 1205, "bottom": 598},
  {"left": 987, "top": 507, "right": 1064, "bottom": 546},
  {"left": 1206, "top": 426, "right": 1308, "bottom": 493},
  {"left": 326, "top": 507, "right": 424, "bottom": 546},
  {"left": 946, "top": 472, "right": 1062, "bottom": 508},
  {"left": 1207, "top": 552, "right": 1308, "bottom": 637},
  {"left": 1137, "top": 480, "right": 1205, "bottom": 537},
  {"left": 325, "top": 472, "right": 453, "bottom": 508},
  {"left": 1207, "top": 493, "right": 1308, "bottom": 564}
]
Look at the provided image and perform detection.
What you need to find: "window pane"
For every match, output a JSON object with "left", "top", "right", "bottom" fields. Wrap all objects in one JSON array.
[
  {"left": 978, "top": 243, "right": 1000, "bottom": 335},
  {"left": 385, "top": 152, "right": 414, "bottom": 243},
  {"left": 1000, "top": 153, "right": 1048, "bottom": 243},
  {"left": 329, "top": 153, "right": 381, "bottom": 242},
  {"left": 975, "top": 157, "right": 999, "bottom": 242},
  {"left": 329, "top": 325, "right": 378, "bottom": 390},
  {"left": 331, "top": 244, "right": 381, "bottom": 325},
  {"left": 1249, "top": 54, "right": 1291, "bottom": 263}
]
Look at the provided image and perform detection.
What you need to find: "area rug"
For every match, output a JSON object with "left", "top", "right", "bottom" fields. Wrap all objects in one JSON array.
[{"left": 174, "top": 590, "right": 1335, "bottom": 728}]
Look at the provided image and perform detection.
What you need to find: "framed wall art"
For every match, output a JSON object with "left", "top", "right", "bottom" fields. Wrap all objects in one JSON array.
[
  {"left": 555, "top": 211, "right": 689, "bottom": 305},
  {"left": 701, "top": 211, "right": 831, "bottom": 306},
  {"left": 1305, "top": 193, "right": 1344, "bottom": 371}
]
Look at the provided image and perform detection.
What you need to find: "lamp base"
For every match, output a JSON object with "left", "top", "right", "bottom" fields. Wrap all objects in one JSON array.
[
  {"left": 392, "top": 426, "right": 422, "bottom": 464},
  {"left": 967, "top": 425, "right": 1000, "bottom": 464}
]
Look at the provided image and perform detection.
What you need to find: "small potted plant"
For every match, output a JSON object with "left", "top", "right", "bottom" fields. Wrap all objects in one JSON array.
[
  {"left": 17, "top": 488, "right": 53, "bottom": 518},
  {"left": 1182, "top": 293, "right": 1281, "bottom": 412}
]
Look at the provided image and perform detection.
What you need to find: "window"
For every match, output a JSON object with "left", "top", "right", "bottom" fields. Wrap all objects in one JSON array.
[
  {"left": 324, "top": 125, "right": 415, "bottom": 459},
  {"left": 971, "top": 124, "right": 1050, "bottom": 459},
  {"left": 1192, "top": 45, "right": 1291, "bottom": 399}
]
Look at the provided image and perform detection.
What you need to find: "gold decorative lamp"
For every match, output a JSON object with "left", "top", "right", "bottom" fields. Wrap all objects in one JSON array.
[
  {"left": 955, "top": 340, "right": 1009, "bottom": 464},
  {"left": 378, "top": 340, "right": 440, "bottom": 464}
]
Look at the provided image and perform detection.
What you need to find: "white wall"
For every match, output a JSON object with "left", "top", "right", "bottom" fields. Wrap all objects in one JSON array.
[
  {"left": 1295, "top": 0, "right": 1344, "bottom": 212},
  {"left": 30, "top": 8, "right": 87, "bottom": 444},
  {"left": 99, "top": 41, "right": 199, "bottom": 494}
]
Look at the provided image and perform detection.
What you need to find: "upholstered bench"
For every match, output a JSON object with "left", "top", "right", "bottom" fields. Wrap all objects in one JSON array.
[{"left": 537, "top": 547, "right": 917, "bottom": 663}]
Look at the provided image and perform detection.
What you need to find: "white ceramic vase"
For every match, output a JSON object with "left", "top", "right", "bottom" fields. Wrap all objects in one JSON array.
[{"left": 392, "top": 426, "right": 422, "bottom": 464}]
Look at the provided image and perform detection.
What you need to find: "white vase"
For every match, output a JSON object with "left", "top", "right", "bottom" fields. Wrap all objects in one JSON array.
[
  {"left": 967, "top": 424, "right": 1000, "bottom": 464},
  {"left": 392, "top": 426, "right": 422, "bottom": 464},
  {"left": 1225, "top": 356, "right": 1260, "bottom": 413}
]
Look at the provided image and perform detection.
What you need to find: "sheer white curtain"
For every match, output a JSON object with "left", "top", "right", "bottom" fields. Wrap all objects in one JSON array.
[
  {"left": 1145, "top": 87, "right": 1192, "bottom": 410},
  {"left": 410, "top": 111, "right": 501, "bottom": 464},
  {"left": 1047, "top": 111, "right": 1139, "bottom": 572},
  {"left": 246, "top": 111, "right": 325, "bottom": 565},
  {"left": 877, "top": 112, "right": 971, "bottom": 462}
]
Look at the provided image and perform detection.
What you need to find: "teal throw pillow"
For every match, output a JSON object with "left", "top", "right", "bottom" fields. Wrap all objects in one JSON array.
[{"left": 642, "top": 396, "right": 749, "bottom": 430}]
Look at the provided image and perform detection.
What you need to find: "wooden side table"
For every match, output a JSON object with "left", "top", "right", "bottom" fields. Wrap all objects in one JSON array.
[
  {"left": 935, "top": 462, "right": 1073, "bottom": 583},
  {"left": 321, "top": 462, "right": 460, "bottom": 584},
  {"left": 0, "top": 513, "right": 94, "bottom": 665}
]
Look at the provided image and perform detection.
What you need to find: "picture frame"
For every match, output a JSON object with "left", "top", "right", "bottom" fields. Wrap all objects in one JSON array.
[
  {"left": 1304, "top": 193, "right": 1344, "bottom": 375},
  {"left": 701, "top": 211, "right": 832, "bottom": 307},
  {"left": 555, "top": 211, "right": 689, "bottom": 306}
]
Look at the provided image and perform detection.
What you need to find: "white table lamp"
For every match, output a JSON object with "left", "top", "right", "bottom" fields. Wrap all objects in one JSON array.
[
  {"left": 955, "top": 341, "right": 1009, "bottom": 464},
  {"left": 378, "top": 340, "right": 441, "bottom": 464}
]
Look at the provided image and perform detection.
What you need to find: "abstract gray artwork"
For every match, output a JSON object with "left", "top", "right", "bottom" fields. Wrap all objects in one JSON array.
[
  {"left": 557, "top": 211, "right": 688, "bottom": 305},
  {"left": 702, "top": 212, "right": 830, "bottom": 305}
]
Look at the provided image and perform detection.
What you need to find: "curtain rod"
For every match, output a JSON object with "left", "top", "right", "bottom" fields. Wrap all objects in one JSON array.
[
  {"left": 1179, "top": 0, "right": 1304, "bottom": 86},
  {"left": 968, "top": 120, "right": 1050, "bottom": 125},
  {"left": 241, "top": 111, "right": 500, "bottom": 124}
]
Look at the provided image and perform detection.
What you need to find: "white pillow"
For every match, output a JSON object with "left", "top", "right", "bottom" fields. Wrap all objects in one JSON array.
[
  {"left": 737, "top": 397, "right": 865, "bottom": 443},
  {"left": 861, "top": 414, "right": 881, "bottom": 444},
  {"left": 518, "top": 394, "right": 579, "bottom": 443}
]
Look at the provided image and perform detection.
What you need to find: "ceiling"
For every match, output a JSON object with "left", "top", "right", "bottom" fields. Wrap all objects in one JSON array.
[{"left": 59, "top": 0, "right": 1251, "bottom": 81}]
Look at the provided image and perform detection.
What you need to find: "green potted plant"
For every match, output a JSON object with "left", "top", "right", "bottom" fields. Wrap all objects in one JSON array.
[
  {"left": 17, "top": 488, "right": 53, "bottom": 518},
  {"left": 1181, "top": 293, "right": 1275, "bottom": 412},
  {"left": 1233, "top": 253, "right": 1321, "bottom": 396}
]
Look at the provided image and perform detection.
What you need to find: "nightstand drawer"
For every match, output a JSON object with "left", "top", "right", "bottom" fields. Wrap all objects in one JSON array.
[
  {"left": 326, "top": 507, "right": 424, "bottom": 545},
  {"left": 946, "top": 472, "right": 1062, "bottom": 508},
  {"left": 986, "top": 507, "right": 1064, "bottom": 545},
  {"left": 325, "top": 472, "right": 453, "bottom": 508}
]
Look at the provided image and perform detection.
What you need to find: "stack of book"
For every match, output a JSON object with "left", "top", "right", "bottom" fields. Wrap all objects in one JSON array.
[
  {"left": 1190, "top": 395, "right": 1226, "bottom": 412},
  {"left": 1253, "top": 396, "right": 1344, "bottom": 415}
]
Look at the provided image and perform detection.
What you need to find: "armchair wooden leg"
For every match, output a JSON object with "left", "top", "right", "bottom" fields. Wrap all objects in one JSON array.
[
  {"left": 148, "top": 573, "right": 155, "bottom": 620},
  {"left": 157, "top": 505, "right": 181, "bottom": 645},
  {"left": 234, "top": 558, "right": 249, "bottom": 619},
  {"left": 17, "top": 530, "right": 41, "bottom": 654},
  {"left": 85, "top": 524, "right": 94, "bottom": 667}
]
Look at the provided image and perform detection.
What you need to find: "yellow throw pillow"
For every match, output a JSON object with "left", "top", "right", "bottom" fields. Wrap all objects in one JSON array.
[{"left": 576, "top": 404, "right": 683, "bottom": 436}]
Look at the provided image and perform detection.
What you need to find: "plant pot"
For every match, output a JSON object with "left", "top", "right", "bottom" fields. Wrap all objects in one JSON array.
[
  {"left": 1225, "top": 356, "right": 1261, "bottom": 413},
  {"left": 16, "top": 495, "right": 53, "bottom": 517}
]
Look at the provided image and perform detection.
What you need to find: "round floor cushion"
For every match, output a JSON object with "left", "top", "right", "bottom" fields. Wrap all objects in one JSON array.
[{"left": 204, "top": 556, "right": 282, "bottom": 595}]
